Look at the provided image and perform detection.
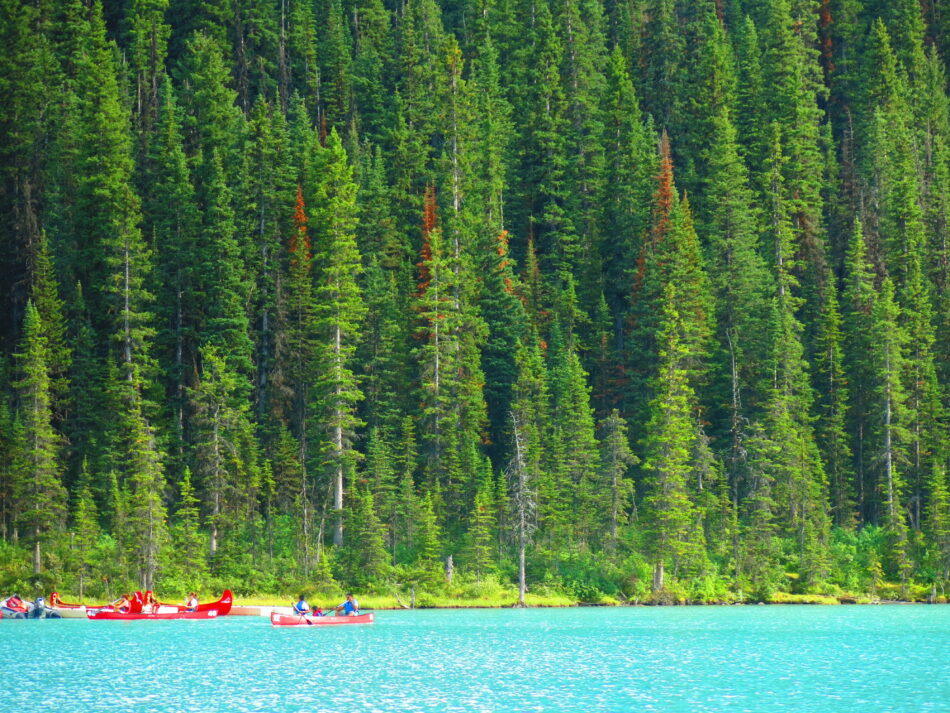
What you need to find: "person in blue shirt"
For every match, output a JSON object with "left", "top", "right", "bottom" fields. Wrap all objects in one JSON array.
[
  {"left": 334, "top": 593, "right": 359, "bottom": 616},
  {"left": 293, "top": 594, "right": 311, "bottom": 615}
]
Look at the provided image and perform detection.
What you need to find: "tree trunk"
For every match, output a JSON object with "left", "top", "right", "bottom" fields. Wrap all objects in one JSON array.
[
  {"left": 210, "top": 412, "right": 221, "bottom": 557},
  {"left": 652, "top": 560, "right": 665, "bottom": 592},
  {"left": 518, "top": 533, "right": 526, "bottom": 607},
  {"left": 333, "top": 324, "right": 344, "bottom": 546},
  {"left": 884, "top": 375, "right": 894, "bottom": 520},
  {"left": 33, "top": 533, "right": 41, "bottom": 574}
]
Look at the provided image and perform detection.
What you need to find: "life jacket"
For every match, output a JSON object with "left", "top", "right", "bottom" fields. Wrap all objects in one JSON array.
[
  {"left": 6, "top": 596, "right": 26, "bottom": 612},
  {"left": 129, "top": 591, "right": 144, "bottom": 614}
]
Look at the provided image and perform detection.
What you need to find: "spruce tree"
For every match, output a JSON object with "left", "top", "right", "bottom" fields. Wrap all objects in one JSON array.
[
  {"left": 843, "top": 218, "right": 878, "bottom": 522},
  {"left": 310, "top": 130, "right": 366, "bottom": 547},
  {"left": 123, "top": 384, "right": 168, "bottom": 590},
  {"left": 146, "top": 76, "right": 200, "bottom": 471},
  {"left": 869, "top": 278, "right": 913, "bottom": 584},
  {"left": 641, "top": 284, "right": 696, "bottom": 592},
  {"left": 598, "top": 409, "right": 637, "bottom": 554},
  {"left": 467, "top": 463, "right": 497, "bottom": 581},
  {"left": 813, "top": 279, "right": 854, "bottom": 527},
  {"left": 12, "top": 302, "right": 67, "bottom": 574},
  {"left": 339, "top": 486, "right": 391, "bottom": 587},
  {"left": 189, "top": 346, "right": 259, "bottom": 559},
  {"left": 600, "top": 45, "right": 655, "bottom": 347},
  {"left": 172, "top": 466, "right": 207, "bottom": 585},
  {"left": 71, "top": 463, "right": 100, "bottom": 601},
  {"left": 28, "top": 231, "right": 71, "bottom": 425}
]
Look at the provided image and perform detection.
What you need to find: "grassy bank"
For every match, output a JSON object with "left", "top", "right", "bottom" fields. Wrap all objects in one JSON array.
[{"left": 232, "top": 588, "right": 947, "bottom": 609}]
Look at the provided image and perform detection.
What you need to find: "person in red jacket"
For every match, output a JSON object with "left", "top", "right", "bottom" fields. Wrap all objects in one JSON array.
[{"left": 2, "top": 594, "right": 28, "bottom": 614}]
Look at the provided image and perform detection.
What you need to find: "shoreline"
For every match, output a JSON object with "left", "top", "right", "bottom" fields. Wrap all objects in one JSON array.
[{"left": 232, "top": 594, "right": 950, "bottom": 611}]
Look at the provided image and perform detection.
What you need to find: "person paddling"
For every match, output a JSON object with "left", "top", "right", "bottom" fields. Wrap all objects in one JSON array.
[
  {"left": 293, "top": 594, "right": 311, "bottom": 616},
  {"left": 112, "top": 594, "right": 131, "bottom": 613},
  {"left": 334, "top": 593, "right": 359, "bottom": 616},
  {"left": 185, "top": 592, "right": 199, "bottom": 612}
]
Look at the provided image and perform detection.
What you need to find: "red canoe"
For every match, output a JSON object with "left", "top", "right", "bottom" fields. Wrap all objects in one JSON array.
[
  {"left": 86, "top": 590, "right": 233, "bottom": 619},
  {"left": 155, "top": 590, "right": 233, "bottom": 616},
  {"left": 87, "top": 608, "right": 222, "bottom": 621},
  {"left": 270, "top": 612, "right": 374, "bottom": 626},
  {"left": 50, "top": 589, "right": 232, "bottom": 616}
]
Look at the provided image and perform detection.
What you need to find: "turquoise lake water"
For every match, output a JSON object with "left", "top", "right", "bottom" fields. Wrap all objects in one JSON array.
[{"left": 2, "top": 605, "right": 950, "bottom": 712}]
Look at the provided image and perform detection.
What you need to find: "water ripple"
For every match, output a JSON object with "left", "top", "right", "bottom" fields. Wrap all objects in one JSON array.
[{"left": 2, "top": 606, "right": 950, "bottom": 712}]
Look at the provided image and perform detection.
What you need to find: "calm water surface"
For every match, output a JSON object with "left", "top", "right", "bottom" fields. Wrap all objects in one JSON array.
[{"left": 2, "top": 605, "right": 949, "bottom": 712}]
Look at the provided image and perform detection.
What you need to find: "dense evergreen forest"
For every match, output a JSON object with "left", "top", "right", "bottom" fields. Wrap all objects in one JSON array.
[{"left": 3, "top": 0, "right": 950, "bottom": 603}]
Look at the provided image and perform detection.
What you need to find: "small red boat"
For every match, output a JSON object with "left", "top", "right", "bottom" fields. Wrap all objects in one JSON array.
[
  {"left": 50, "top": 589, "right": 232, "bottom": 615},
  {"left": 154, "top": 590, "right": 233, "bottom": 615},
  {"left": 86, "top": 590, "right": 233, "bottom": 619},
  {"left": 87, "top": 608, "right": 222, "bottom": 621},
  {"left": 270, "top": 612, "right": 374, "bottom": 626}
]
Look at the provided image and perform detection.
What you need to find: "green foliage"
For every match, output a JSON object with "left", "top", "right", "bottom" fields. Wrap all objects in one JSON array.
[{"left": 2, "top": 0, "right": 950, "bottom": 604}]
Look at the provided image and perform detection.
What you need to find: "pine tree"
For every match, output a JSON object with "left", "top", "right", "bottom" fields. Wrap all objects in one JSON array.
[
  {"left": 641, "top": 284, "right": 696, "bottom": 592},
  {"left": 49, "top": 0, "right": 154, "bottom": 384},
  {"left": 701, "top": 106, "right": 773, "bottom": 494},
  {"left": 628, "top": 135, "right": 713, "bottom": 431},
  {"left": 280, "top": 183, "right": 319, "bottom": 563},
  {"left": 733, "top": 16, "right": 768, "bottom": 183},
  {"left": 467, "top": 463, "right": 497, "bottom": 581},
  {"left": 146, "top": 76, "right": 200, "bottom": 471},
  {"left": 189, "top": 346, "right": 260, "bottom": 559},
  {"left": 317, "top": 0, "right": 352, "bottom": 132},
  {"left": 600, "top": 45, "right": 655, "bottom": 351},
  {"left": 12, "top": 302, "right": 67, "bottom": 573},
  {"left": 0, "top": 402, "right": 15, "bottom": 540},
  {"left": 126, "top": 0, "right": 171, "bottom": 141},
  {"left": 763, "top": 128, "right": 831, "bottom": 586},
  {"left": 479, "top": 229, "right": 528, "bottom": 469},
  {"left": 123, "top": 384, "right": 168, "bottom": 589},
  {"left": 310, "top": 130, "right": 366, "bottom": 547},
  {"left": 172, "top": 466, "right": 207, "bottom": 585},
  {"left": 196, "top": 149, "right": 253, "bottom": 381},
  {"left": 339, "top": 486, "right": 391, "bottom": 587},
  {"left": 925, "top": 465, "right": 950, "bottom": 585},
  {"left": 598, "top": 409, "right": 637, "bottom": 553},
  {"left": 364, "top": 428, "right": 397, "bottom": 556},
  {"left": 508, "top": 0, "right": 575, "bottom": 281},
  {"left": 28, "top": 230, "right": 71, "bottom": 424},
  {"left": 71, "top": 462, "right": 100, "bottom": 601},
  {"left": 670, "top": 2, "right": 736, "bottom": 202},
  {"left": 640, "top": 0, "right": 681, "bottom": 131},
  {"left": 869, "top": 278, "right": 913, "bottom": 584},
  {"left": 349, "top": 0, "right": 390, "bottom": 146},
  {"left": 813, "top": 279, "right": 854, "bottom": 527},
  {"left": 0, "top": 0, "right": 54, "bottom": 351},
  {"left": 553, "top": 0, "right": 607, "bottom": 307},
  {"left": 901, "top": 254, "right": 943, "bottom": 533},
  {"left": 547, "top": 332, "right": 600, "bottom": 547},
  {"left": 176, "top": 31, "right": 244, "bottom": 181},
  {"left": 843, "top": 218, "right": 878, "bottom": 522},
  {"left": 243, "top": 98, "right": 295, "bottom": 423}
]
